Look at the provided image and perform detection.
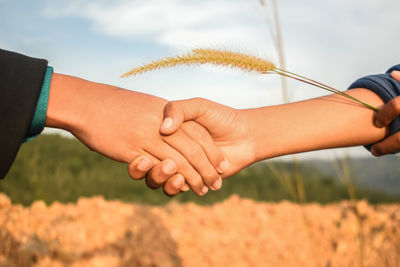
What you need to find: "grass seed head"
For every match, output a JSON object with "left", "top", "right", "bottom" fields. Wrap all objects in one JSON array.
[
  {"left": 121, "top": 48, "right": 276, "bottom": 77},
  {"left": 120, "top": 48, "right": 378, "bottom": 112}
]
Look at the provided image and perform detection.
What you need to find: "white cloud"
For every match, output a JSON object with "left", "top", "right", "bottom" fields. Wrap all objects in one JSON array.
[
  {"left": 44, "top": 0, "right": 271, "bottom": 50},
  {"left": 159, "top": 26, "right": 271, "bottom": 51},
  {"left": 41, "top": 0, "right": 400, "bottom": 105},
  {"left": 37, "top": 0, "right": 400, "bottom": 159}
]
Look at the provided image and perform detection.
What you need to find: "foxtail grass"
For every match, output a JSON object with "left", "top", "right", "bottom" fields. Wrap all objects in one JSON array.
[
  {"left": 122, "top": 48, "right": 379, "bottom": 112},
  {"left": 121, "top": 49, "right": 276, "bottom": 76}
]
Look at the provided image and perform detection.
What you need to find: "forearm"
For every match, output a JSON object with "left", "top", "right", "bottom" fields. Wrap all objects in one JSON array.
[
  {"left": 44, "top": 73, "right": 166, "bottom": 162},
  {"left": 45, "top": 73, "right": 136, "bottom": 133},
  {"left": 46, "top": 73, "right": 89, "bottom": 131},
  {"left": 45, "top": 73, "right": 225, "bottom": 195},
  {"left": 244, "top": 88, "right": 388, "bottom": 161}
]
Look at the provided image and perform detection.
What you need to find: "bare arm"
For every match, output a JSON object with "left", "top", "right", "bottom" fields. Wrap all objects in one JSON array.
[
  {"left": 154, "top": 88, "right": 388, "bottom": 185},
  {"left": 45, "top": 73, "right": 227, "bottom": 195},
  {"left": 245, "top": 88, "right": 387, "bottom": 161}
]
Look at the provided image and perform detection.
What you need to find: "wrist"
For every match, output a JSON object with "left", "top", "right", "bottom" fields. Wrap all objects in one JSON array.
[
  {"left": 45, "top": 73, "right": 87, "bottom": 133},
  {"left": 241, "top": 104, "right": 305, "bottom": 161},
  {"left": 242, "top": 90, "right": 388, "bottom": 162},
  {"left": 240, "top": 108, "right": 274, "bottom": 162}
]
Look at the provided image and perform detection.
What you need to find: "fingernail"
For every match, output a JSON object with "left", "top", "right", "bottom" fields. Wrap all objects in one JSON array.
[
  {"left": 181, "top": 184, "right": 190, "bottom": 192},
  {"left": 161, "top": 117, "right": 173, "bottom": 131},
  {"left": 163, "top": 162, "right": 176, "bottom": 174},
  {"left": 218, "top": 160, "right": 229, "bottom": 173},
  {"left": 172, "top": 175, "right": 184, "bottom": 188},
  {"left": 374, "top": 119, "right": 384, "bottom": 128},
  {"left": 138, "top": 158, "right": 151, "bottom": 171},
  {"left": 201, "top": 186, "right": 209, "bottom": 195},
  {"left": 211, "top": 178, "right": 222, "bottom": 190},
  {"left": 371, "top": 147, "right": 381, "bottom": 157}
]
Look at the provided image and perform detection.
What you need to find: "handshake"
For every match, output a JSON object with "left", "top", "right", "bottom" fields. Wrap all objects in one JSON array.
[
  {"left": 47, "top": 73, "right": 258, "bottom": 196},
  {"left": 46, "top": 70, "right": 400, "bottom": 196}
]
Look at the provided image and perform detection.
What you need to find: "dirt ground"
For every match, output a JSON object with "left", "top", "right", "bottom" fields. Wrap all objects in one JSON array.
[{"left": 0, "top": 193, "right": 399, "bottom": 267}]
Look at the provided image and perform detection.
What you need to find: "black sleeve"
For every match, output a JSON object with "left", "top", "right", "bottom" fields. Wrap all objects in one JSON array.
[
  {"left": 0, "top": 49, "right": 48, "bottom": 179},
  {"left": 348, "top": 64, "right": 400, "bottom": 151}
]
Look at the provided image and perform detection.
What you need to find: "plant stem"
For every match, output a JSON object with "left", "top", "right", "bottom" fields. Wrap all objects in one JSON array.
[
  {"left": 267, "top": 69, "right": 380, "bottom": 112},
  {"left": 271, "top": 0, "right": 289, "bottom": 103}
]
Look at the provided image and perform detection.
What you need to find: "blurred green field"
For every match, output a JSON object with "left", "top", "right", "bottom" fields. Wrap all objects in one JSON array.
[{"left": 1, "top": 134, "right": 399, "bottom": 206}]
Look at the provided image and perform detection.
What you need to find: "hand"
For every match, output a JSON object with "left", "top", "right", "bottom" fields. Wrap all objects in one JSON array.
[
  {"left": 139, "top": 120, "right": 227, "bottom": 194},
  {"left": 46, "top": 73, "right": 226, "bottom": 196},
  {"left": 132, "top": 88, "right": 387, "bottom": 187},
  {"left": 145, "top": 98, "right": 258, "bottom": 188},
  {"left": 371, "top": 70, "right": 400, "bottom": 156}
]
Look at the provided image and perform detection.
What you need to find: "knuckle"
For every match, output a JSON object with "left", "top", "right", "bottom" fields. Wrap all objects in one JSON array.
[
  {"left": 173, "top": 159, "right": 204, "bottom": 191},
  {"left": 180, "top": 173, "right": 203, "bottom": 190},
  {"left": 196, "top": 126, "right": 211, "bottom": 140},
  {"left": 395, "top": 134, "right": 400, "bottom": 145},
  {"left": 186, "top": 145, "right": 203, "bottom": 158},
  {"left": 183, "top": 120, "right": 198, "bottom": 129},
  {"left": 166, "top": 101, "right": 174, "bottom": 109},
  {"left": 166, "top": 101, "right": 179, "bottom": 112},
  {"left": 183, "top": 122, "right": 208, "bottom": 139},
  {"left": 202, "top": 171, "right": 219, "bottom": 184},
  {"left": 174, "top": 157, "right": 188, "bottom": 171},
  {"left": 147, "top": 169, "right": 164, "bottom": 186},
  {"left": 191, "top": 97, "right": 205, "bottom": 102}
]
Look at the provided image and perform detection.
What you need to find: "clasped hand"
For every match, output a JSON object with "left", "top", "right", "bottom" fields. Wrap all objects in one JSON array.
[
  {"left": 132, "top": 71, "right": 400, "bottom": 195},
  {"left": 129, "top": 97, "right": 259, "bottom": 196},
  {"left": 47, "top": 74, "right": 234, "bottom": 196},
  {"left": 53, "top": 70, "right": 400, "bottom": 197}
]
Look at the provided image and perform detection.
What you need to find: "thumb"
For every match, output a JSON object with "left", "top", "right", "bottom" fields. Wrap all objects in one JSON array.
[
  {"left": 391, "top": 70, "right": 400, "bottom": 82},
  {"left": 160, "top": 98, "right": 208, "bottom": 135}
]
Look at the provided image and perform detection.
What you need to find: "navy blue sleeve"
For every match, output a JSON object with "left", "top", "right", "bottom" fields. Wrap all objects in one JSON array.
[{"left": 348, "top": 64, "right": 400, "bottom": 150}]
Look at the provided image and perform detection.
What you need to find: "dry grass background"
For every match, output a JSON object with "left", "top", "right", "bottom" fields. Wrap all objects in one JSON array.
[
  {"left": 1, "top": 193, "right": 399, "bottom": 267},
  {"left": 1, "top": 1, "right": 398, "bottom": 267}
]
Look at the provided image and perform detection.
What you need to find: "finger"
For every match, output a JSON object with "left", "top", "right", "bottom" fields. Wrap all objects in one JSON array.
[
  {"left": 128, "top": 154, "right": 158, "bottom": 180},
  {"left": 145, "top": 159, "right": 177, "bottom": 189},
  {"left": 182, "top": 121, "right": 228, "bottom": 174},
  {"left": 181, "top": 183, "right": 190, "bottom": 192},
  {"left": 162, "top": 128, "right": 222, "bottom": 191},
  {"left": 374, "top": 70, "right": 400, "bottom": 128},
  {"left": 163, "top": 174, "right": 185, "bottom": 196},
  {"left": 391, "top": 70, "right": 400, "bottom": 82},
  {"left": 149, "top": 142, "right": 209, "bottom": 196},
  {"left": 160, "top": 98, "right": 209, "bottom": 135},
  {"left": 370, "top": 133, "right": 400, "bottom": 156},
  {"left": 141, "top": 158, "right": 189, "bottom": 192},
  {"left": 374, "top": 96, "right": 400, "bottom": 128}
]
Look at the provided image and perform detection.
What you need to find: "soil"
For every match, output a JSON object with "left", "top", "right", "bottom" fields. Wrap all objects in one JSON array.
[{"left": 0, "top": 193, "right": 399, "bottom": 267}]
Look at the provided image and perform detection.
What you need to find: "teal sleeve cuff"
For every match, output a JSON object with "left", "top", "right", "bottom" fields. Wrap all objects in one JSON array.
[{"left": 24, "top": 66, "right": 53, "bottom": 142}]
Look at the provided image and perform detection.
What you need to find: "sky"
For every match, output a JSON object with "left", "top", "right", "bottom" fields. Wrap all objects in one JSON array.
[{"left": 1, "top": 0, "right": 400, "bottom": 160}]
